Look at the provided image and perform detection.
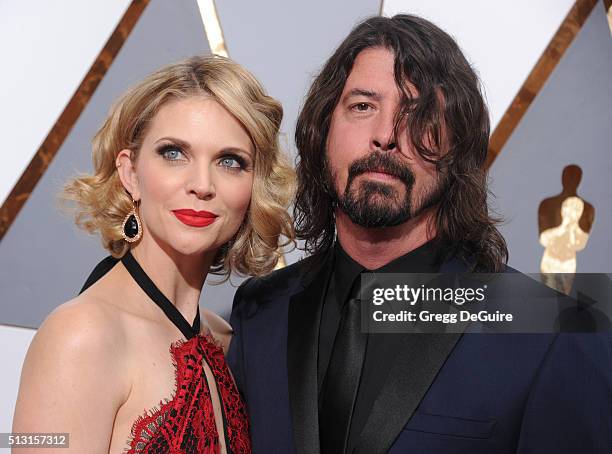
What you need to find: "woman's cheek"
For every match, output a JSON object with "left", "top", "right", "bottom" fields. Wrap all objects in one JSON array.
[
  {"left": 220, "top": 177, "right": 252, "bottom": 221},
  {"left": 232, "top": 173, "right": 253, "bottom": 206}
]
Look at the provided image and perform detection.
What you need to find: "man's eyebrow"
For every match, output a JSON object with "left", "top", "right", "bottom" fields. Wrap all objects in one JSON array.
[{"left": 345, "top": 88, "right": 382, "bottom": 101}]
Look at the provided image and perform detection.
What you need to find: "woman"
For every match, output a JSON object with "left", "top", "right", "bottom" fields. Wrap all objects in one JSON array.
[{"left": 12, "top": 55, "right": 294, "bottom": 453}]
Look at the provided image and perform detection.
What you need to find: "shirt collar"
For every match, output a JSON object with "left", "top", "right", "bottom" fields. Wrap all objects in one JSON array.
[{"left": 333, "top": 239, "right": 441, "bottom": 308}]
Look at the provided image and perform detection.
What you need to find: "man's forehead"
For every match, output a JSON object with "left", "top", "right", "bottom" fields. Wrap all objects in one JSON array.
[
  {"left": 342, "top": 47, "right": 416, "bottom": 99},
  {"left": 347, "top": 47, "right": 395, "bottom": 82}
]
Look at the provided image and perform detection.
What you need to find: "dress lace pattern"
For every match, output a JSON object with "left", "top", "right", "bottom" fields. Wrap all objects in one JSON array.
[{"left": 126, "top": 334, "right": 250, "bottom": 454}]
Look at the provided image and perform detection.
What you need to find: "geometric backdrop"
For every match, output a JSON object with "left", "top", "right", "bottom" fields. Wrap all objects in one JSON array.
[
  {"left": 490, "top": 4, "right": 612, "bottom": 273},
  {"left": 1, "top": 0, "right": 611, "bottom": 433},
  {"left": 0, "top": 0, "right": 210, "bottom": 329}
]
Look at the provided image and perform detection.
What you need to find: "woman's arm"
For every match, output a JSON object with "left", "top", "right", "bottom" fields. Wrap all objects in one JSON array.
[{"left": 12, "top": 300, "right": 129, "bottom": 453}]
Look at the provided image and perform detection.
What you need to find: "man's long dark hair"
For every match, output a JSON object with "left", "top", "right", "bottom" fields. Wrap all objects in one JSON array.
[{"left": 294, "top": 14, "right": 508, "bottom": 272}]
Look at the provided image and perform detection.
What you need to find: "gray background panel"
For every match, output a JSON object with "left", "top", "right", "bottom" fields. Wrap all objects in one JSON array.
[
  {"left": 217, "top": 0, "right": 381, "bottom": 160},
  {"left": 0, "top": 0, "right": 210, "bottom": 328},
  {"left": 489, "top": 4, "right": 612, "bottom": 273}
]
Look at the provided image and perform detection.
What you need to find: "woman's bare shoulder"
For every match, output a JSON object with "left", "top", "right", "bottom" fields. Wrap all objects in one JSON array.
[
  {"left": 29, "top": 293, "right": 128, "bottom": 375},
  {"left": 201, "top": 308, "right": 233, "bottom": 354},
  {"left": 12, "top": 294, "right": 131, "bottom": 441}
]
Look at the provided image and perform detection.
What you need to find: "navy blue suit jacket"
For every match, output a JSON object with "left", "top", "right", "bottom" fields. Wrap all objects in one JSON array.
[{"left": 227, "top": 253, "right": 612, "bottom": 453}]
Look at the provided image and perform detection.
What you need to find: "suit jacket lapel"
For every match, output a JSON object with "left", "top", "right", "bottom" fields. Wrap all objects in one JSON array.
[
  {"left": 287, "top": 253, "right": 333, "bottom": 454},
  {"left": 354, "top": 256, "right": 470, "bottom": 453},
  {"left": 354, "top": 332, "right": 463, "bottom": 453}
]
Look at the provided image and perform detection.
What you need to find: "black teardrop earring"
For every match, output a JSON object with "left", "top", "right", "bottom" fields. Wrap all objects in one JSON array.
[{"left": 122, "top": 199, "right": 142, "bottom": 243}]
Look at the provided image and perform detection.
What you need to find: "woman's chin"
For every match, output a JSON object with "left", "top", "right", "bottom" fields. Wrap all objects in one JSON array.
[
  {"left": 145, "top": 232, "right": 218, "bottom": 260},
  {"left": 171, "top": 242, "right": 219, "bottom": 258}
]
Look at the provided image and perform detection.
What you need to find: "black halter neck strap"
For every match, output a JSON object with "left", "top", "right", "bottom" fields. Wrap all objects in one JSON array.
[{"left": 121, "top": 251, "right": 200, "bottom": 339}]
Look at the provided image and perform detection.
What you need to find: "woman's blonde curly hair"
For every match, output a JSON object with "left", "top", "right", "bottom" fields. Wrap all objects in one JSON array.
[{"left": 63, "top": 55, "right": 295, "bottom": 278}]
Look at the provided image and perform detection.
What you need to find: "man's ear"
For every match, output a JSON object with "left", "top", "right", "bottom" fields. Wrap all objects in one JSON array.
[{"left": 116, "top": 149, "right": 140, "bottom": 201}]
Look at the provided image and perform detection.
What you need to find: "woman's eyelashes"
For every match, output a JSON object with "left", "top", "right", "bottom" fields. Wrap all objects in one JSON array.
[
  {"left": 218, "top": 153, "right": 250, "bottom": 172},
  {"left": 156, "top": 144, "right": 187, "bottom": 162},
  {"left": 155, "top": 143, "right": 251, "bottom": 172}
]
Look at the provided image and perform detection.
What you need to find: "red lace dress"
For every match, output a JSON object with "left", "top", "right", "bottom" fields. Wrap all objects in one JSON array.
[{"left": 125, "top": 334, "right": 251, "bottom": 454}]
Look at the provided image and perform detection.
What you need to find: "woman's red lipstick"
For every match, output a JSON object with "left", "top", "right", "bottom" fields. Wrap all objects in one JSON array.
[{"left": 172, "top": 209, "right": 218, "bottom": 227}]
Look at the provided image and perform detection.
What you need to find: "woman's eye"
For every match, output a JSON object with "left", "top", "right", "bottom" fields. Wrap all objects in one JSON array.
[
  {"left": 219, "top": 156, "right": 244, "bottom": 169},
  {"left": 159, "top": 146, "right": 185, "bottom": 161}
]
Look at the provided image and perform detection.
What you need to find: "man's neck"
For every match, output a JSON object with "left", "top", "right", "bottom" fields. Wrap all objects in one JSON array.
[{"left": 335, "top": 208, "right": 437, "bottom": 270}]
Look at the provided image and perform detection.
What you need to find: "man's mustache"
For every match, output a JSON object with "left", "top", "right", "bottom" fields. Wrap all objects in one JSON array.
[{"left": 346, "top": 152, "right": 415, "bottom": 189}]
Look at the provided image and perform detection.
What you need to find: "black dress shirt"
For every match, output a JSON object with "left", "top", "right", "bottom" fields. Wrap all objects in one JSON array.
[{"left": 318, "top": 239, "right": 441, "bottom": 451}]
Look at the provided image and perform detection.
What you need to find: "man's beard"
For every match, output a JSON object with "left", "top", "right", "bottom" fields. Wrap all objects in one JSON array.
[{"left": 325, "top": 151, "right": 447, "bottom": 228}]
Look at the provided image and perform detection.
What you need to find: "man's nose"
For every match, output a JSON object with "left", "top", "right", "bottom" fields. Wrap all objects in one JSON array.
[{"left": 370, "top": 111, "right": 397, "bottom": 152}]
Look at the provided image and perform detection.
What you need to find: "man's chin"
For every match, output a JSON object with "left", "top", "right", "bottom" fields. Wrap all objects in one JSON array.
[
  {"left": 354, "top": 179, "right": 405, "bottom": 195},
  {"left": 340, "top": 201, "right": 412, "bottom": 228},
  {"left": 348, "top": 214, "right": 411, "bottom": 228}
]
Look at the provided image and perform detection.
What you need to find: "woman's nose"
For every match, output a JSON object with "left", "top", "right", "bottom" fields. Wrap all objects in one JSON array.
[{"left": 188, "top": 165, "right": 215, "bottom": 200}]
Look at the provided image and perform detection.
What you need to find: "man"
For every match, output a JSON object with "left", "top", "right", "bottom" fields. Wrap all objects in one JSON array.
[{"left": 227, "top": 15, "right": 612, "bottom": 454}]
